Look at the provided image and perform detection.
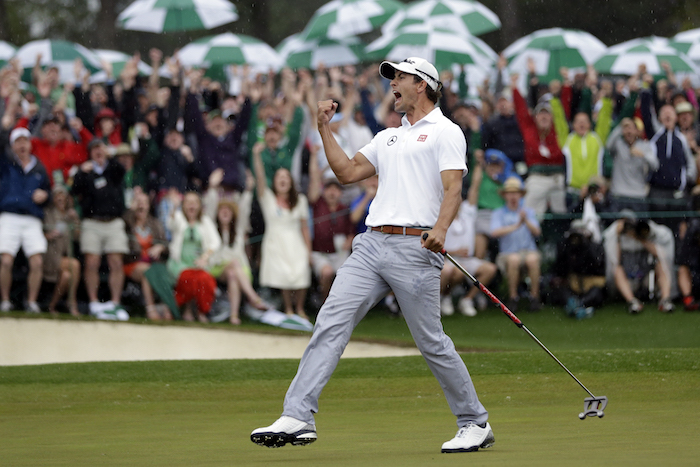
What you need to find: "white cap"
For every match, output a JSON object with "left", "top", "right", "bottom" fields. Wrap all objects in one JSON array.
[
  {"left": 10, "top": 127, "right": 31, "bottom": 145},
  {"left": 379, "top": 57, "right": 442, "bottom": 91}
]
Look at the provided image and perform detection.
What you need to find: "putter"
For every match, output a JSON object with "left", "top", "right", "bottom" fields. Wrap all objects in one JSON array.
[{"left": 424, "top": 234, "right": 607, "bottom": 419}]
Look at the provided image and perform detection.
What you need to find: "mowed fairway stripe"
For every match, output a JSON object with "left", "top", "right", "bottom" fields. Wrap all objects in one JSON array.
[{"left": 1, "top": 351, "right": 699, "bottom": 466}]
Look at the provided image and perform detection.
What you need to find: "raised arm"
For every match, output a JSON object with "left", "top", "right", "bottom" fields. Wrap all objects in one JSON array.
[{"left": 317, "top": 99, "right": 375, "bottom": 185}]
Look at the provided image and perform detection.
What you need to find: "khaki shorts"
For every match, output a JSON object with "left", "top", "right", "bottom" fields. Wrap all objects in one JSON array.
[
  {"left": 496, "top": 250, "right": 541, "bottom": 275},
  {"left": 445, "top": 256, "right": 485, "bottom": 274},
  {"left": 311, "top": 251, "right": 349, "bottom": 278},
  {"left": 80, "top": 218, "right": 129, "bottom": 255}
]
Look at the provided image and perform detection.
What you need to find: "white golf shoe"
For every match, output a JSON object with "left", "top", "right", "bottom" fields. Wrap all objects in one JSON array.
[
  {"left": 441, "top": 422, "right": 495, "bottom": 453},
  {"left": 440, "top": 296, "right": 455, "bottom": 316},
  {"left": 458, "top": 297, "right": 477, "bottom": 317},
  {"left": 251, "top": 416, "right": 317, "bottom": 448}
]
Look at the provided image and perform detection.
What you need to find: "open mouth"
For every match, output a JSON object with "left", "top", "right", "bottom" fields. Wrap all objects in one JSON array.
[{"left": 393, "top": 91, "right": 402, "bottom": 104}]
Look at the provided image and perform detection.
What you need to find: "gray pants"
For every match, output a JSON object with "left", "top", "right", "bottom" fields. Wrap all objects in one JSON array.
[{"left": 282, "top": 230, "right": 488, "bottom": 428}]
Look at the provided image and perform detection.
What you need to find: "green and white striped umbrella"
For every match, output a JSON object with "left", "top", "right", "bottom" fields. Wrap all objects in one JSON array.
[
  {"left": 277, "top": 34, "right": 365, "bottom": 69},
  {"left": 0, "top": 41, "right": 16, "bottom": 69},
  {"left": 117, "top": 0, "right": 238, "bottom": 33},
  {"left": 301, "top": 0, "right": 404, "bottom": 41},
  {"left": 91, "top": 49, "right": 153, "bottom": 82},
  {"left": 669, "top": 29, "right": 700, "bottom": 63},
  {"left": 382, "top": 0, "right": 500, "bottom": 38},
  {"left": 594, "top": 36, "right": 700, "bottom": 76},
  {"left": 504, "top": 28, "right": 607, "bottom": 83},
  {"left": 365, "top": 24, "right": 496, "bottom": 71},
  {"left": 14, "top": 39, "right": 102, "bottom": 83},
  {"left": 178, "top": 33, "right": 282, "bottom": 80}
]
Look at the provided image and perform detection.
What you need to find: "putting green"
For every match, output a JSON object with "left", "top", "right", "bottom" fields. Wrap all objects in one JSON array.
[{"left": 1, "top": 350, "right": 698, "bottom": 466}]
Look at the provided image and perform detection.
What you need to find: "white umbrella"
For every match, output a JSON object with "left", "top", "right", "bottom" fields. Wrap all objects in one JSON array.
[
  {"left": 504, "top": 28, "right": 607, "bottom": 83},
  {"left": 14, "top": 39, "right": 102, "bottom": 83},
  {"left": 365, "top": 24, "right": 496, "bottom": 71},
  {"left": 594, "top": 36, "right": 700, "bottom": 76},
  {"left": 301, "top": 0, "right": 405, "bottom": 41},
  {"left": 117, "top": 0, "right": 238, "bottom": 33},
  {"left": 670, "top": 29, "right": 700, "bottom": 64},
  {"left": 382, "top": 0, "right": 501, "bottom": 37},
  {"left": 277, "top": 34, "right": 365, "bottom": 69},
  {"left": 177, "top": 33, "right": 282, "bottom": 80}
]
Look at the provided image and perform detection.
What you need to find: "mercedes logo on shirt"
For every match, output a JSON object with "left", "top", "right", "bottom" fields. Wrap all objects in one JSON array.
[{"left": 387, "top": 136, "right": 398, "bottom": 146}]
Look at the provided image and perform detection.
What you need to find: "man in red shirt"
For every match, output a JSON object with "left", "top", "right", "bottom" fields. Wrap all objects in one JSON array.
[
  {"left": 308, "top": 147, "right": 355, "bottom": 305},
  {"left": 30, "top": 115, "right": 91, "bottom": 185}
]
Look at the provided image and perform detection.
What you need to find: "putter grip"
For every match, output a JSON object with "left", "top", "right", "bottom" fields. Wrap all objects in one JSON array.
[{"left": 421, "top": 232, "right": 446, "bottom": 254}]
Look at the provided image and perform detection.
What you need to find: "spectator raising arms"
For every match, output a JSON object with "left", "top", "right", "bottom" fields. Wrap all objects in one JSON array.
[
  {"left": 203, "top": 169, "right": 269, "bottom": 325},
  {"left": 71, "top": 139, "right": 129, "bottom": 320},
  {"left": 252, "top": 140, "right": 311, "bottom": 319},
  {"left": 0, "top": 128, "right": 51, "bottom": 313}
]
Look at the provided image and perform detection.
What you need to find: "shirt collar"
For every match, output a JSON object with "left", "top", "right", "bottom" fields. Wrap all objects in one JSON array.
[{"left": 401, "top": 106, "right": 442, "bottom": 127}]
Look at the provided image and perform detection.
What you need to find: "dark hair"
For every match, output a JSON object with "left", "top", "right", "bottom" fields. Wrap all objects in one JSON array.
[
  {"left": 413, "top": 75, "right": 441, "bottom": 104},
  {"left": 272, "top": 168, "right": 299, "bottom": 210}
]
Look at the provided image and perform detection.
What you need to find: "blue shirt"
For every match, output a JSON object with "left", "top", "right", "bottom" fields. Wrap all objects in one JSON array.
[{"left": 490, "top": 202, "right": 539, "bottom": 253}]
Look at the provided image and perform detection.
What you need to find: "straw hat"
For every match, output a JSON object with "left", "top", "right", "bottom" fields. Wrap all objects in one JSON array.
[{"left": 498, "top": 176, "right": 525, "bottom": 195}]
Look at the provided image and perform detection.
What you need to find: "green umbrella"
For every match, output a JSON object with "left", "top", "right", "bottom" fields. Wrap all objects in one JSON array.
[
  {"left": 117, "top": 0, "right": 238, "bottom": 33},
  {"left": 301, "top": 0, "right": 404, "bottom": 41},
  {"left": 504, "top": 28, "right": 607, "bottom": 83},
  {"left": 14, "top": 39, "right": 102, "bottom": 83},
  {"left": 669, "top": 29, "right": 700, "bottom": 64},
  {"left": 365, "top": 24, "right": 496, "bottom": 71},
  {"left": 594, "top": 36, "right": 700, "bottom": 77},
  {"left": 277, "top": 34, "right": 365, "bottom": 70},
  {"left": 382, "top": 0, "right": 501, "bottom": 37}
]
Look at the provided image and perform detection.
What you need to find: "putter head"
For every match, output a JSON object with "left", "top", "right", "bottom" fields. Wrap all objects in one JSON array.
[{"left": 578, "top": 396, "right": 608, "bottom": 420}]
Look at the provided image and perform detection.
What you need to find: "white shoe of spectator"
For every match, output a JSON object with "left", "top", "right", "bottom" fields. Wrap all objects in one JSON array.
[
  {"left": 1, "top": 300, "right": 12, "bottom": 312},
  {"left": 25, "top": 302, "right": 41, "bottom": 313},
  {"left": 458, "top": 297, "right": 477, "bottom": 317},
  {"left": 441, "top": 296, "right": 455, "bottom": 316},
  {"left": 474, "top": 293, "right": 488, "bottom": 311}
]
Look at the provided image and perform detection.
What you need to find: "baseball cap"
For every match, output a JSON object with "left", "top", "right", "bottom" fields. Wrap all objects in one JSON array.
[
  {"left": 379, "top": 57, "right": 442, "bottom": 91},
  {"left": 87, "top": 138, "right": 106, "bottom": 151},
  {"left": 10, "top": 127, "right": 31, "bottom": 145},
  {"left": 534, "top": 102, "right": 552, "bottom": 114}
]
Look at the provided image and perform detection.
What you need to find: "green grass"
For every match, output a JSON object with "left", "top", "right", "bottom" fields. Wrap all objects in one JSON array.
[
  {"left": 1, "top": 306, "right": 700, "bottom": 466},
  {"left": 1, "top": 350, "right": 700, "bottom": 466}
]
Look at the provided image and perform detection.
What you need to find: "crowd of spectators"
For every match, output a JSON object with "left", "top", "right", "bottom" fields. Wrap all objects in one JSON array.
[{"left": 1, "top": 48, "right": 699, "bottom": 324}]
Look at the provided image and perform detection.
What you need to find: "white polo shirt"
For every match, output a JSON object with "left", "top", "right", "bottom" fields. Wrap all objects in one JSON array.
[
  {"left": 358, "top": 107, "right": 467, "bottom": 227},
  {"left": 444, "top": 201, "right": 477, "bottom": 253}
]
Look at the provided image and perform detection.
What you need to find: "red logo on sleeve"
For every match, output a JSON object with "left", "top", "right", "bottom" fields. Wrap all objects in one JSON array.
[{"left": 417, "top": 135, "right": 428, "bottom": 142}]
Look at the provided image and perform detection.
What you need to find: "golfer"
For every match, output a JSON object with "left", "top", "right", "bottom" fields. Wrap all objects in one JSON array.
[{"left": 251, "top": 57, "right": 494, "bottom": 454}]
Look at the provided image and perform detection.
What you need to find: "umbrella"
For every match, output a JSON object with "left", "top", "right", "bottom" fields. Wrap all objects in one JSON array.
[
  {"left": 365, "top": 24, "right": 496, "bottom": 71},
  {"left": 178, "top": 32, "right": 282, "bottom": 70},
  {"left": 117, "top": 0, "right": 238, "bottom": 33},
  {"left": 382, "top": 0, "right": 500, "bottom": 38},
  {"left": 301, "top": 0, "right": 404, "bottom": 41},
  {"left": 504, "top": 28, "right": 607, "bottom": 83},
  {"left": 177, "top": 33, "right": 281, "bottom": 81},
  {"left": 669, "top": 29, "right": 700, "bottom": 64},
  {"left": 14, "top": 39, "right": 102, "bottom": 83},
  {"left": 594, "top": 36, "right": 700, "bottom": 76},
  {"left": 90, "top": 49, "right": 153, "bottom": 82},
  {"left": 0, "top": 41, "right": 16, "bottom": 69},
  {"left": 277, "top": 33, "right": 365, "bottom": 70}
]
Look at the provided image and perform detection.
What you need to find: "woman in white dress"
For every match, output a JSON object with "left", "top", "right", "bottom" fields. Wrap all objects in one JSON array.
[{"left": 252, "top": 141, "right": 311, "bottom": 319}]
